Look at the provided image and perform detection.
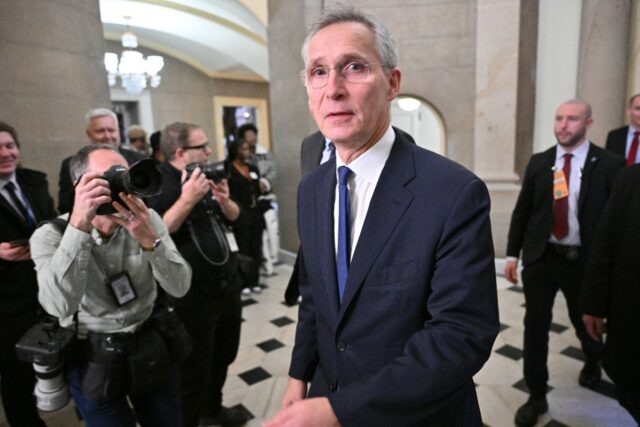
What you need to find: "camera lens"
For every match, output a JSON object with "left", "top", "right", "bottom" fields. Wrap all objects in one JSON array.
[{"left": 33, "top": 362, "right": 70, "bottom": 411}]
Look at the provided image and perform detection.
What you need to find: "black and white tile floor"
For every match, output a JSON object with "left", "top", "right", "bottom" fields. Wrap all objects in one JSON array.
[{"left": 1, "top": 263, "right": 635, "bottom": 426}]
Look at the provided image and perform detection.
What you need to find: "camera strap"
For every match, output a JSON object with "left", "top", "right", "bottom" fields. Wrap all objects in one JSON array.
[{"left": 187, "top": 196, "right": 230, "bottom": 266}]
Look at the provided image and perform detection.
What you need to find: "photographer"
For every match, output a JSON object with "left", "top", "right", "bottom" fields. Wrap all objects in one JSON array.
[
  {"left": 146, "top": 122, "right": 248, "bottom": 427},
  {"left": 30, "top": 145, "right": 191, "bottom": 427},
  {"left": 0, "top": 122, "right": 54, "bottom": 426}
]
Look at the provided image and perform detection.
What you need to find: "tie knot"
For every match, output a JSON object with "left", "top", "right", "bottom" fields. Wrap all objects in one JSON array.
[
  {"left": 635, "top": 131, "right": 640, "bottom": 137},
  {"left": 338, "top": 166, "right": 351, "bottom": 186},
  {"left": 563, "top": 153, "right": 573, "bottom": 161},
  {"left": 5, "top": 181, "right": 15, "bottom": 191}
]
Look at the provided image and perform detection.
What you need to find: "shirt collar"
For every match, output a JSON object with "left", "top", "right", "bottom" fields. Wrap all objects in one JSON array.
[
  {"left": 335, "top": 126, "right": 395, "bottom": 184},
  {"left": 0, "top": 173, "right": 19, "bottom": 191},
  {"left": 556, "top": 139, "right": 590, "bottom": 163}
]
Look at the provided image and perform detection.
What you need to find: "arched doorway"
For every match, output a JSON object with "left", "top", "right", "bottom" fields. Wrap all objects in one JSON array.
[{"left": 391, "top": 95, "right": 446, "bottom": 155}]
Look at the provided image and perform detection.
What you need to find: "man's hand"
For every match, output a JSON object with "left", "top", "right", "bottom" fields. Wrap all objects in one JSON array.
[
  {"left": 264, "top": 397, "right": 340, "bottom": 427},
  {"left": 583, "top": 314, "right": 606, "bottom": 342},
  {"left": 108, "top": 193, "right": 159, "bottom": 249},
  {"left": 180, "top": 167, "right": 210, "bottom": 207},
  {"left": 211, "top": 179, "right": 240, "bottom": 221},
  {"left": 504, "top": 259, "right": 519, "bottom": 284},
  {"left": 0, "top": 242, "right": 31, "bottom": 261},
  {"left": 69, "top": 172, "right": 112, "bottom": 232},
  {"left": 280, "top": 378, "right": 307, "bottom": 409}
]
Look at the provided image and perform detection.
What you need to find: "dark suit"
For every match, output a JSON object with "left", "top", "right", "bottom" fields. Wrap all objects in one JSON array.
[
  {"left": 285, "top": 128, "right": 418, "bottom": 306},
  {"left": 1, "top": 168, "right": 56, "bottom": 427},
  {"left": 300, "top": 131, "right": 326, "bottom": 176},
  {"left": 506, "top": 143, "right": 624, "bottom": 396},
  {"left": 605, "top": 125, "right": 631, "bottom": 158},
  {"left": 290, "top": 130, "right": 499, "bottom": 425},
  {"left": 284, "top": 132, "right": 326, "bottom": 305},
  {"left": 57, "top": 146, "right": 146, "bottom": 213},
  {"left": 581, "top": 164, "right": 640, "bottom": 421}
]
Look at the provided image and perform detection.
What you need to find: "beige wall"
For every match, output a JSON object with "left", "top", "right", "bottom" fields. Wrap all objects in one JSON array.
[{"left": 0, "top": 0, "right": 111, "bottom": 198}]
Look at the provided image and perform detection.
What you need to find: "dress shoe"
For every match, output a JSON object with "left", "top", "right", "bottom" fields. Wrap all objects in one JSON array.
[
  {"left": 579, "top": 361, "right": 601, "bottom": 389},
  {"left": 515, "top": 396, "right": 548, "bottom": 427},
  {"left": 200, "top": 406, "right": 251, "bottom": 427}
]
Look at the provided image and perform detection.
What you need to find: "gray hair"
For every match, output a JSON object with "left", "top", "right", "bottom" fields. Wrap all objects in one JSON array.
[
  {"left": 301, "top": 4, "right": 398, "bottom": 71},
  {"left": 629, "top": 93, "right": 640, "bottom": 107},
  {"left": 69, "top": 144, "right": 118, "bottom": 181},
  {"left": 161, "top": 122, "right": 200, "bottom": 161},
  {"left": 85, "top": 108, "right": 118, "bottom": 128}
]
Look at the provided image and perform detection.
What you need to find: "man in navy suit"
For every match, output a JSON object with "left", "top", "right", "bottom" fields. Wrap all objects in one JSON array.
[
  {"left": 266, "top": 5, "right": 499, "bottom": 426},
  {"left": 505, "top": 100, "right": 625, "bottom": 426},
  {"left": 605, "top": 93, "right": 640, "bottom": 165}
]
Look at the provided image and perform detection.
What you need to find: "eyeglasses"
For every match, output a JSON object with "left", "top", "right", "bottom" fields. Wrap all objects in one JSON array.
[
  {"left": 183, "top": 142, "right": 210, "bottom": 151},
  {"left": 300, "top": 61, "right": 389, "bottom": 89}
]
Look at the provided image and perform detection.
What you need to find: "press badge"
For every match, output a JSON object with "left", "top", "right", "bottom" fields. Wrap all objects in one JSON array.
[
  {"left": 553, "top": 170, "right": 569, "bottom": 200},
  {"left": 108, "top": 272, "right": 138, "bottom": 306},
  {"left": 226, "top": 231, "right": 239, "bottom": 252}
]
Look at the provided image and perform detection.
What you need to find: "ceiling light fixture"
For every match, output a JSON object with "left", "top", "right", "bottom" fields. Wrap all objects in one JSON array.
[{"left": 104, "top": 17, "right": 164, "bottom": 95}]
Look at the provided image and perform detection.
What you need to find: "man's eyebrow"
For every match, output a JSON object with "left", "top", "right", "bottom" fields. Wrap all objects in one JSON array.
[{"left": 307, "top": 54, "right": 371, "bottom": 70}]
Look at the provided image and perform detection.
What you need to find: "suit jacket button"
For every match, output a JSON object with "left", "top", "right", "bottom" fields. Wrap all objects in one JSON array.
[
  {"left": 337, "top": 341, "right": 346, "bottom": 351},
  {"left": 329, "top": 383, "right": 336, "bottom": 392}
]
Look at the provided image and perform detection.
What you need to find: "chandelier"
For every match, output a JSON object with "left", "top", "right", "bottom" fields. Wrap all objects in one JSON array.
[{"left": 104, "top": 21, "right": 164, "bottom": 95}]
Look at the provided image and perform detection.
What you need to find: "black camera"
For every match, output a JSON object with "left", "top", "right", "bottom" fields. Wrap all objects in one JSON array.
[
  {"left": 185, "top": 161, "right": 230, "bottom": 183},
  {"left": 97, "top": 158, "right": 163, "bottom": 215},
  {"left": 15, "top": 317, "right": 75, "bottom": 411}
]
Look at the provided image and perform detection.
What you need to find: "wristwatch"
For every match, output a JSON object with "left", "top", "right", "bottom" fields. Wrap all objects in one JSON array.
[{"left": 141, "top": 238, "right": 162, "bottom": 252}]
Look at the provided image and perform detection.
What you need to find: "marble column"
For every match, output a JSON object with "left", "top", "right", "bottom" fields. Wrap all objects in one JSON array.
[
  {"left": 474, "top": 0, "right": 533, "bottom": 257},
  {"left": 628, "top": 0, "right": 640, "bottom": 101},
  {"left": 576, "top": 0, "right": 630, "bottom": 143},
  {"left": 268, "top": 0, "right": 321, "bottom": 253},
  {"left": 0, "top": 0, "right": 111, "bottom": 200}
]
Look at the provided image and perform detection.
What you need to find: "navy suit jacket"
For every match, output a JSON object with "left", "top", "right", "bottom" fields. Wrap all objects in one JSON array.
[{"left": 290, "top": 130, "right": 499, "bottom": 425}]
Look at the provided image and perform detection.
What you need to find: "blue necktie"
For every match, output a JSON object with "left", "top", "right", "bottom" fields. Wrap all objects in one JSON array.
[
  {"left": 5, "top": 182, "right": 34, "bottom": 228},
  {"left": 337, "top": 166, "right": 352, "bottom": 302}
]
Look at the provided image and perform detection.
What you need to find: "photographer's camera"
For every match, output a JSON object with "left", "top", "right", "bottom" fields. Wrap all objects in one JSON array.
[{"left": 15, "top": 317, "right": 75, "bottom": 411}]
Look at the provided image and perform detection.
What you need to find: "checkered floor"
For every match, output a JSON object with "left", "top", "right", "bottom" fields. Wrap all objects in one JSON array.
[{"left": 1, "top": 262, "right": 636, "bottom": 426}]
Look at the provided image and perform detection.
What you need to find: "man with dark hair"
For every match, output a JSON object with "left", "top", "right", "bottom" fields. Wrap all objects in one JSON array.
[
  {"left": 31, "top": 144, "right": 191, "bottom": 426},
  {"left": 605, "top": 93, "right": 640, "bottom": 165},
  {"left": 0, "top": 121, "right": 55, "bottom": 426},
  {"left": 267, "top": 5, "right": 498, "bottom": 426},
  {"left": 57, "top": 108, "right": 146, "bottom": 214},
  {"left": 505, "top": 100, "right": 625, "bottom": 426},
  {"left": 147, "top": 122, "right": 249, "bottom": 427}
]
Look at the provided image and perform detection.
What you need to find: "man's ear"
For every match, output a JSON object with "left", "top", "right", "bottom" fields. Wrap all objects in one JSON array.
[{"left": 387, "top": 68, "right": 401, "bottom": 100}]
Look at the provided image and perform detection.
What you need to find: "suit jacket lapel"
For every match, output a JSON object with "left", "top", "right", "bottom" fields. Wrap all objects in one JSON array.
[
  {"left": 314, "top": 160, "right": 341, "bottom": 317},
  {"left": 578, "top": 143, "right": 599, "bottom": 213},
  {"left": 338, "top": 133, "right": 415, "bottom": 320}
]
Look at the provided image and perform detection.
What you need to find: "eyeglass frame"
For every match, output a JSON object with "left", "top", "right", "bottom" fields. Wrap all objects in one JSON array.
[
  {"left": 182, "top": 142, "right": 210, "bottom": 151},
  {"left": 300, "top": 61, "right": 391, "bottom": 89}
]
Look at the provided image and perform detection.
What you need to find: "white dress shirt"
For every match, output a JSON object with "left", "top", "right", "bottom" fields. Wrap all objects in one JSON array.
[
  {"left": 320, "top": 138, "right": 335, "bottom": 165},
  {"left": 333, "top": 126, "right": 395, "bottom": 259},
  {"left": 549, "top": 140, "right": 590, "bottom": 246}
]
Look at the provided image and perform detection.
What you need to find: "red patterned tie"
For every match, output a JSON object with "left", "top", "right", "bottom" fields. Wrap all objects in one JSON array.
[
  {"left": 552, "top": 153, "right": 572, "bottom": 240},
  {"left": 627, "top": 131, "right": 640, "bottom": 166}
]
